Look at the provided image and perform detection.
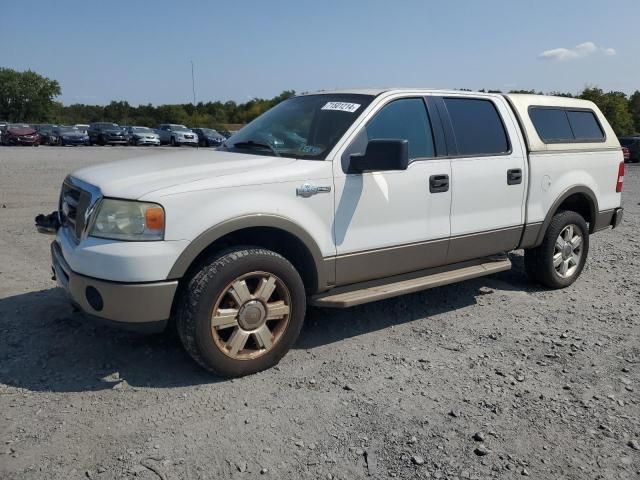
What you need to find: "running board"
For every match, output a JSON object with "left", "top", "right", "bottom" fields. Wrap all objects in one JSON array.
[{"left": 312, "top": 256, "right": 511, "bottom": 308}]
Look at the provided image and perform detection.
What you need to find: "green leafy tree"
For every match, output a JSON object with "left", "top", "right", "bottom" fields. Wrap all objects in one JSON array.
[
  {"left": 0, "top": 68, "right": 61, "bottom": 122},
  {"left": 579, "top": 87, "right": 634, "bottom": 136},
  {"left": 629, "top": 90, "right": 640, "bottom": 134}
]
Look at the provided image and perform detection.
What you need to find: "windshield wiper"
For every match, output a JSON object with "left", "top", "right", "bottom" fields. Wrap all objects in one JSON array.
[{"left": 231, "top": 140, "right": 281, "bottom": 157}]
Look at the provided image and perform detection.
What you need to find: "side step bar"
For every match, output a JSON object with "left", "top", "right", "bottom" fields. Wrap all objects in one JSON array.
[{"left": 312, "top": 256, "right": 511, "bottom": 308}]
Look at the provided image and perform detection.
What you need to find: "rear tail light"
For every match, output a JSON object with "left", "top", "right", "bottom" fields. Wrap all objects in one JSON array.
[{"left": 616, "top": 161, "right": 624, "bottom": 193}]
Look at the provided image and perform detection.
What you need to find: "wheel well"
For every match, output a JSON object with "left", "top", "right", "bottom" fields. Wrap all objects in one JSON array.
[
  {"left": 181, "top": 227, "right": 319, "bottom": 294},
  {"left": 555, "top": 193, "right": 595, "bottom": 232}
]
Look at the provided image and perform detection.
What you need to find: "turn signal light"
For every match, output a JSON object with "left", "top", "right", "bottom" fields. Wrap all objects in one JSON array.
[
  {"left": 616, "top": 162, "right": 624, "bottom": 193},
  {"left": 145, "top": 206, "right": 165, "bottom": 230}
]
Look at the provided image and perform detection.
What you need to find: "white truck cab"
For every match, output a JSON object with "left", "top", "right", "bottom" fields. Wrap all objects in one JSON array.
[{"left": 37, "top": 89, "right": 624, "bottom": 377}]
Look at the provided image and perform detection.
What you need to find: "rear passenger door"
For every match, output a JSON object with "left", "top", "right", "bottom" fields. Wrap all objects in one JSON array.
[{"left": 436, "top": 95, "right": 527, "bottom": 263}]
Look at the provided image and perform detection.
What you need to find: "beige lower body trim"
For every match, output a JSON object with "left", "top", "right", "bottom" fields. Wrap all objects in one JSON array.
[
  {"left": 334, "top": 238, "right": 449, "bottom": 286},
  {"left": 52, "top": 242, "right": 177, "bottom": 324},
  {"left": 446, "top": 226, "right": 522, "bottom": 264},
  {"left": 330, "top": 226, "right": 522, "bottom": 287}
]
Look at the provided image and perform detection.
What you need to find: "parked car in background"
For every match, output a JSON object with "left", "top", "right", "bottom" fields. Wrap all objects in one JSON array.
[
  {"left": 157, "top": 124, "right": 198, "bottom": 146},
  {"left": 216, "top": 128, "right": 232, "bottom": 139},
  {"left": 54, "top": 126, "right": 90, "bottom": 146},
  {"left": 191, "top": 128, "right": 226, "bottom": 147},
  {"left": 87, "top": 123, "right": 128, "bottom": 146},
  {"left": 619, "top": 136, "right": 640, "bottom": 163},
  {"left": 622, "top": 146, "right": 630, "bottom": 162},
  {"left": 36, "top": 124, "right": 59, "bottom": 145},
  {"left": 2, "top": 124, "right": 40, "bottom": 146},
  {"left": 127, "top": 126, "right": 161, "bottom": 146}
]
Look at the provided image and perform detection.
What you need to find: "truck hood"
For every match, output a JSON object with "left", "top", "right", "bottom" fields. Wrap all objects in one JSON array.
[{"left": 72, "top": 150, "right": 303, "bottom": 199}]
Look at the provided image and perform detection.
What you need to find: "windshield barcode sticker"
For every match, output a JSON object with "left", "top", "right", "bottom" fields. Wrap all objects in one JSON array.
[{"left": 321, "top": 102, "right": 361, "bottom": 113}]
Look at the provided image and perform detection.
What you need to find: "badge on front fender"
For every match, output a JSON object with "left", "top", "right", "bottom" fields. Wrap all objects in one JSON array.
[{"left": 296, "top": 183, "right": 331, "bottom": 198}]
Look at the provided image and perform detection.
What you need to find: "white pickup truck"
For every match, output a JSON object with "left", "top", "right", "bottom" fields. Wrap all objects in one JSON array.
[{"left": 37, "top": 89, "right": 624, "bottom": 377}]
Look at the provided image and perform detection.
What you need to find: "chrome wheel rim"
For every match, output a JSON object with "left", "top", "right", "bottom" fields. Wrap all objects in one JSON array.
[
  {"left": 211, "top": 271, "right": 291, "bottom": 360},
  {"left": 553, "top": 224, "right": 583, "bottom": 278}
]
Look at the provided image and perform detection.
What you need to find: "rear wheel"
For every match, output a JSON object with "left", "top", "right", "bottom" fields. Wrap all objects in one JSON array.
[
  {"left": 524, "top": 211, "right": 589, "bottom": 289},
  {"left": 176, "top": 247, "right": 306, "bottom": 377}
]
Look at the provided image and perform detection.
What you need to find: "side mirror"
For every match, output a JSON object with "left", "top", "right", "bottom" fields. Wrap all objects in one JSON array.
[{"left": 349, "top": 139, "right": 409, "bottom": 173}]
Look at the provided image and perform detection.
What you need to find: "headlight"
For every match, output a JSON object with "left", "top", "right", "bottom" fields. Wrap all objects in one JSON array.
[{"left": 89, "top": 199, "right": 165, "bottom": 241}]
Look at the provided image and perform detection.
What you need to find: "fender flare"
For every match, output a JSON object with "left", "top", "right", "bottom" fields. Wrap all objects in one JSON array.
[
  {"left": 167, "top": 214, "right": 330, "bottom": 288},
  {"left": 533, "top": 185, "right": 599, "bottom": 246}
]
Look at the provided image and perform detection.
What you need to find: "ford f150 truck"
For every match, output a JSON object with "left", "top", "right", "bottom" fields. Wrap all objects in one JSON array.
[{"left": 36, "top": 89, "right": 624, "bottom": 377}]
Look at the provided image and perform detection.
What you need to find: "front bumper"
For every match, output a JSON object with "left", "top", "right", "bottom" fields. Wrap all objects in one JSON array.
[
  {"left": 176, "top": 137, "right": 198, "bottom": 145},
  {"left": 51, "top": 241, "right": 178, "bottom": 329},
  {"left": 10, "top": 136, "right": 39, "bottom": 145},
  {"left": 135, "top": 137, "right": 161, "bottom": 146},
  {"left": 61, "top": 137, "right": 89, "bottom": 145}
]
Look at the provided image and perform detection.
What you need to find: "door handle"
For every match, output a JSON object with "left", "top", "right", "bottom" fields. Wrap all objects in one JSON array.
[
  {"left": 507, "top": 168, "right": 522, "bottom": 185},
  {"left": 429, "top": 174, "right": 449, "bottom": 193}
]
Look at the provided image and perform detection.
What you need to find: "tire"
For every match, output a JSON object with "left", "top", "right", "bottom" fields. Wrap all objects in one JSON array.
[
  {"left": 176, "top": 247, "right": 306, "bottom": 377},
  {"left": 98, "top": 135, "right": 105, "bottom": 146},
  {"left": 524, "top": 210, "right": 589, "bottom": 289},
  {"left": 170, "top": 136, "right": 177, "bottom": 147}
]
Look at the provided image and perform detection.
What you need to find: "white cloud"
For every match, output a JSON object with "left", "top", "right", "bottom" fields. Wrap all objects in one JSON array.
[{"left": 539, "top": 42, "right": 616, "bottom": 61}]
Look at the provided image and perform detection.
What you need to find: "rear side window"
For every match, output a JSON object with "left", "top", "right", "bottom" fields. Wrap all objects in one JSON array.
[
  {"left": 443, "top": 98, "right": 510, "bottom": 155},
  {"left": 529, "top": 107, "right": 604, "bottom": 143},
  {"left": 366, "top": 98, "right": 435, "bottom": 160},
  {"left": 566, "top": 110, "right": 604, "bottom": 140}
]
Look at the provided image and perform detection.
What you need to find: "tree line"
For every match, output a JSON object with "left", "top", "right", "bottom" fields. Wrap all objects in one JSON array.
[{"left": 1, "top": 67, "right": 640, "bottom": 136}]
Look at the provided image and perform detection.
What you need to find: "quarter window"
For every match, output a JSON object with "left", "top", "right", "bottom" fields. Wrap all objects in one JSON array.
[
  {"left": 365, "top": 98, "right": 435, "bottom": 160},
  {"left": 443, "top": 98, "right": 510, "bottom": 155}
]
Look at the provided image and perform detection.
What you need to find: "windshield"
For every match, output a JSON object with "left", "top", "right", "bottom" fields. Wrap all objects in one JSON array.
[
  {"left": 619, "top": 138, "right": 634, "bottom": 146},
  {"left": 132, "top": 127, "right": 153, "bottom": 133},
  {"left": 198, "top": 128, "right": 218, "bottom": 135},
  {"left": 171, "top": 125, "right": 191, "bottom": 132},
  {"left": 226, "top": 94, "right": 374, "bottom": 160},
  {"left": 58, "top": 126, "right": 78, "bottom": 133}
]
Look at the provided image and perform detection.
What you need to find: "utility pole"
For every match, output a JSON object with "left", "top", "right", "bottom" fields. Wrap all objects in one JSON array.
[{"left": 191, "top": 60, "right": 197, "bottom": 106}]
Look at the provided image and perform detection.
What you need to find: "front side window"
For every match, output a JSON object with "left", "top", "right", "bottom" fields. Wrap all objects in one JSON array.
[
  {"left": 443, "top": 98, "right": 510, "bottom": 155},
  {"left": 226, "top": 94, "right": 374, "bottom": 160},
  {"left": 365, "top": 98, "right": 435, "bottom": 160}
]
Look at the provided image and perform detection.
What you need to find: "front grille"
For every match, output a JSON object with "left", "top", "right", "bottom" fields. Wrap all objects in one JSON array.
[{"left": 59, "top": 180, "right": 92, "bottom": 242}]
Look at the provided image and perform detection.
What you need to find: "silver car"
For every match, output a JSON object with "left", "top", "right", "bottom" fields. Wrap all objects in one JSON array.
[
  {"left": 127, "top": 126, "right": 161, "bottom": 146},
  {"left": 157, "top": 124, "right": 198, "bottom": 146}
]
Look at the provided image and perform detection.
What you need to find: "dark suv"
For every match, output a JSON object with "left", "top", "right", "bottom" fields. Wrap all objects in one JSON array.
[
  {"left": 88, "top": 122, "right": 128, "bottom": 146},
  {"left": 619, "top": 137, "right": 640, "bottom": 163}
]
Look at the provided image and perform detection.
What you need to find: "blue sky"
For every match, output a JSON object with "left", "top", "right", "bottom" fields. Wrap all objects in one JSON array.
[{"left": 2, "top": 0, "right": 638, "bottom": 105}]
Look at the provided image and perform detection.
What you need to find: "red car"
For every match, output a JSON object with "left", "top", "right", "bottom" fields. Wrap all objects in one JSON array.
[{"left": 2, "top": 124, "right": 40, "bottom": 146}]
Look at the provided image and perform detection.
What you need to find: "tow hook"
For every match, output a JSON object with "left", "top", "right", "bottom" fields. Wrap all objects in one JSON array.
[{"left": 35, "top": 211, "right": 60, "bottom": 235}]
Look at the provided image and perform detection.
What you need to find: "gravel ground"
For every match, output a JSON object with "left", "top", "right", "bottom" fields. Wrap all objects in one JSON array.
[{"left": 0, "top": 146, "right": 638, "bottom": 480}]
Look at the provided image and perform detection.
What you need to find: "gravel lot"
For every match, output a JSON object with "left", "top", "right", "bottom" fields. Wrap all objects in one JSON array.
[{"left": 0, "top": 146, "right": 638, "bottom": 479}]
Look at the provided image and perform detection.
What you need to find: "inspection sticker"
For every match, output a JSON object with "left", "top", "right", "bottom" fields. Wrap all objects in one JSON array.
[{"left": 321, "top": 102, "right": 361, "bottom": 113}]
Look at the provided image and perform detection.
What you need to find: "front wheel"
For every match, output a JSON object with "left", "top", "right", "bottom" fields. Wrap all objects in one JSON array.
[
  {"left": 524, "top": 211, "right": 589, "bottom": 289},
  {"left": 176, "top": 247, "right": 306, "bottom": 377}
]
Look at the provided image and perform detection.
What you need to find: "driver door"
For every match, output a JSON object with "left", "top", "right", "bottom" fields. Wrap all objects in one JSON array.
[{"left": 332, "top": 96, "right": 452, "bottom": 285}]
